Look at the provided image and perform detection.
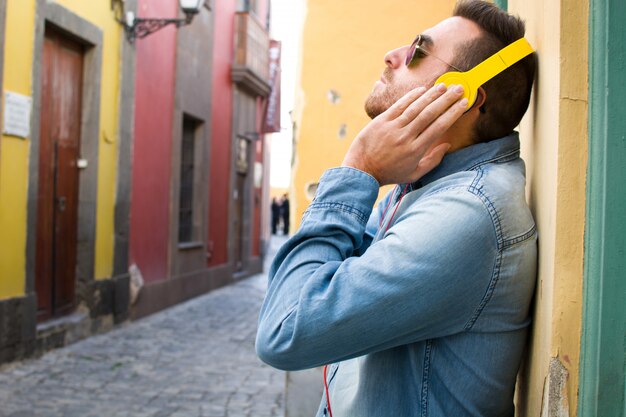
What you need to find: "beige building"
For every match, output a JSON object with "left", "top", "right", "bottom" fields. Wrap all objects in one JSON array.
[{"left": 288, "top": 0, "right": 625, "bottom": 416}]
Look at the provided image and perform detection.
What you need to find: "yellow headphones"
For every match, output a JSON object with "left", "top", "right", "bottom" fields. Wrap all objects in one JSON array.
[{"left": 435, "top": 38, "right": 534, "bottom": 110}]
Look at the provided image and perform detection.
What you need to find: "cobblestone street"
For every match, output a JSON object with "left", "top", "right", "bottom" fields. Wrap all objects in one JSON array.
[{"left": 0, "top": 238, "right": 288, "bottom": 417}]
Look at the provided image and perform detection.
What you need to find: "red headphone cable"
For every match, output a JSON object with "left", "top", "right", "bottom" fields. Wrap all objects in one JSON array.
[
  {"left": 382, "top": 183, "right": 410, "bottom": 234},
  {"left": 379, "top": 185, "right": 399, "bottom": 227},
  {"left": 323, "top": 185, "right": 410, "bottom": 416},
  {"left": 323, "top": 365, "right": 334, "bottom": 417}
]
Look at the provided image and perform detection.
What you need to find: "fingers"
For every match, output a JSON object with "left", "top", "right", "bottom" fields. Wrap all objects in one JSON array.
[
  {"left": 346, "top": 82, "right": 466, "bottom": 185},
  {"left": 416, "top": 94, "right": 468, "bottom": 147},
  {"left": 401, "top": 83, "right": 465, "bottom": 128},
  {"left": 397, "top": 83, "right": 449, "bottom": 126},
  {"left": 384, "top": 86, "right": 427, "bottom": 119},
  {"left": 410, "top": 143, "right": 451, "bottom": 181}
]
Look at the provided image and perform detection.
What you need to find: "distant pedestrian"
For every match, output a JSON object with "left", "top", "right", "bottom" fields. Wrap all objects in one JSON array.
[
  {"left": 280, "top": 194, "right": 290, "bottom": 235},
  {"left": 271, "top": 197, "right": 280, "bottom": 235}
]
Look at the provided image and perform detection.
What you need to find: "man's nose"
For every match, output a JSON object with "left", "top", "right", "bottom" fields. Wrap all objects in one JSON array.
[{"left": 384, "top": 45, "right": 408, "bottom": 69}]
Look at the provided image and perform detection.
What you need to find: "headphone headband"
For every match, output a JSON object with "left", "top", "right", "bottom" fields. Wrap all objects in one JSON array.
[{"left": 435, "top": 38, "right": 535, "bottom": 109}]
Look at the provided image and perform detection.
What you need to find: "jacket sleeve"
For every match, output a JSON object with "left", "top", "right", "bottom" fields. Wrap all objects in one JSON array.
[{"left": 255, "top": 167, "right": 497, "bottom": 371}]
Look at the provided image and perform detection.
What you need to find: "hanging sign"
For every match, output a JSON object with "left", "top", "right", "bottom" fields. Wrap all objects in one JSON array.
[{"left": 263, "top": 40, "right": 282, "bottom": 133}]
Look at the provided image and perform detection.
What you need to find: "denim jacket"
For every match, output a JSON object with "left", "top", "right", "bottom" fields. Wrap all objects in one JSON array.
[{"left": 256, "top": 133, "right": 537, "bottom": 417}]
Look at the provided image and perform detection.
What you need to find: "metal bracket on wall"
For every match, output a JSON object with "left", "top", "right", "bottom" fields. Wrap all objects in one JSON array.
[{"left": 110, "top": 0, "right": 204, "bottom": 43}]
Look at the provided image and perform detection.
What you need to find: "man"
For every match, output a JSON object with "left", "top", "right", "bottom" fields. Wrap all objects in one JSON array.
[
  {"left": 256, "top": 1, "right": 537, "bottom": 416},
  {"left": 271, "top": 197, "right": 280, "bottom": 235}
]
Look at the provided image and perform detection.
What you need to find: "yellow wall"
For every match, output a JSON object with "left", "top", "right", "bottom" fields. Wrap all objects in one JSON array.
[
  {"left": 510, "top": 0, "right": 588, "bottom": 415},
  {"left": 0, "top": 0, "right": 123, "bottom": 301},
  {"left": 292, "top": 0, "right": 457, "bottom": 229},
  {"left": 0, "top": 0, "right": 37, "bottom": 299}
]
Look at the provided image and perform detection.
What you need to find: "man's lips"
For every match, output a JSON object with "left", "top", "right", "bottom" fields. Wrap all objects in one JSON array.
[{"left": 380, "top": 68, "right": 393, "bottom": 84}]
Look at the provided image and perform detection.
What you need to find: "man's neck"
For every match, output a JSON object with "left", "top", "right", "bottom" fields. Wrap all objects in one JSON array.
[
  {"left": 442, "top": 112, "right": 479, "bottom": 153},
  {"left": 441, "top": 128, "right": 476, "bottom": 153}
]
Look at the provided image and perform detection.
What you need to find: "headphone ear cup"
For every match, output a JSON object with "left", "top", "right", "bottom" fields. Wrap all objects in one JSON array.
[{"left": 434, "top": 71, "right": 477, "bottom": 110}]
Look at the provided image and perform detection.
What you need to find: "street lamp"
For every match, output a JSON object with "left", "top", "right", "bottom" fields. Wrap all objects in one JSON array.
[
  {"left": 111, "top": 0, "right": 207, "bottom": 43},
  {"left": 180, "top": 0, "right": 205, "bottom": 15}
]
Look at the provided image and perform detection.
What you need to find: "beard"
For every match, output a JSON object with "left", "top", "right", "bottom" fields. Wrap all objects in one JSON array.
[
  {"left": 364, "top": 68, "right": 428, "bottom": 119},
  {"left": 364, "top": 69, "right": 404, "bottom": 119},
  {"left": 364, "top": 85, "right": 403, "bottom": 119}
]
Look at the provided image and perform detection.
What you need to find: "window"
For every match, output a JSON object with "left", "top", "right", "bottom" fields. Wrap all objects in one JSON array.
[{"left": 178, "top": 115, "right": 201, "bottom": 244}]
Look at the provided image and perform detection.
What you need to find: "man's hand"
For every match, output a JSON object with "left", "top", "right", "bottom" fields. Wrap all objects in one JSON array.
[{"left": 342, "top": 83, "right": 467, "bottom": 186}]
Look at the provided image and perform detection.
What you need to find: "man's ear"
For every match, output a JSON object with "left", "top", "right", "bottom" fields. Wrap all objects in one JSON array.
[{"left": 471, "top": 87, "right": 487, "bottom": 113}]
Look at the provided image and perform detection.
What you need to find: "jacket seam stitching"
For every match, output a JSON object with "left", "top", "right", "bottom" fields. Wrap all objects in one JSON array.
[
  {"left": 465, "top": 250, "right": 503, "bottom": 330},
  {"left": 465, "top": 168, "right": 504, "bottom": 329},
  {"left": 466, "top": 147, "right": 520, "bottom": 171},
  {"left": 421, "top": 340, "right": 433, "bottom": 417},
  {"left": 502, "top": 224, "right": 537, "bottom": 248},
  {"left": 305, "top": 201, "right": 369, "bottom": 224},
  {"left": 467, "top": 168, "right": 503, "bottom": 249}
]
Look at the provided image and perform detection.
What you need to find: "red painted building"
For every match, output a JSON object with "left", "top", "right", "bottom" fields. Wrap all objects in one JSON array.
[
  {"left": 131, "top": 1, "right": 177, "bottom": 286},
  {"left": 130, "top": 0, "right": 276, "bottom": 318}
]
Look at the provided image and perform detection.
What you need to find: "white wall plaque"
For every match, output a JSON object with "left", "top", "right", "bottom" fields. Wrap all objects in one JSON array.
[{"left": 3, "top": 92, "right": 32, "bottom": 139}]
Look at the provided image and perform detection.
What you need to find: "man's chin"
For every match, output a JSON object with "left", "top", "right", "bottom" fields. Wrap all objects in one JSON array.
[
  {"left": 364, "top": 84, "right": 400, "bottom": 119},
  {"left": 364, "top": 105, "right": 382, "bottom": 119},
  {"left": 364, "top": 95, "right": 388, "bottom": 119}
]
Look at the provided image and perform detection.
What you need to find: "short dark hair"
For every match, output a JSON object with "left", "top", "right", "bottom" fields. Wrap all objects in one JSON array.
[{"left": 452, "top": 0, "right": 537, "bottom": 142}]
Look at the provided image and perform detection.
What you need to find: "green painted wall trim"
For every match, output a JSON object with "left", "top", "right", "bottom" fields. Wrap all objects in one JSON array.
[
  {"left": 494, "top": 0, "right": 508, "bottom": 10},
  {"left": 579, "top": 0, "right": 626, "bottom": 415}
]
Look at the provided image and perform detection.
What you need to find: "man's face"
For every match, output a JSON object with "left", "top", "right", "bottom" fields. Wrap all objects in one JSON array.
[{"left": 364, "top": 17, "right": 482, "bottom": 119}]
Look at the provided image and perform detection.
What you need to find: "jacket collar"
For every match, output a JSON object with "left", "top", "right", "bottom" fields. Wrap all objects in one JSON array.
[{"left": 413, "top": 132, "right": 521, "bottom": 189}]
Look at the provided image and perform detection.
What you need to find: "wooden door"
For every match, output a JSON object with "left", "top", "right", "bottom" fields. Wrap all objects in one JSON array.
[
  {"left": 233, "top": 173, "right": 246, "bottom": 271},
  {"left": 35, "top": 28, "right": 84, "bottom": 321},
  {"left": 233, "top": 135, "right": 250, "bottom": 272}
]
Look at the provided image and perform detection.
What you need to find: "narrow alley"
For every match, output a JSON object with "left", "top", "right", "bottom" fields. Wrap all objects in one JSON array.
[{"left": 0, "top": 238, "right": 288, "bottom": 417}]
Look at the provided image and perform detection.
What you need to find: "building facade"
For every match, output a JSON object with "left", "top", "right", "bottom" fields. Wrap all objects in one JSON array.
[
  {"left": 0, "top": 0, "right": 132, "bottom": 364},
  {"left": 129, "top": 0, "right": 274, "bottom": 319},
  {"left": 288, "top": 0, "right": 625, "bottom": 415},
  {"left": 0, "top": 0, "right": 277, "bottom": 363}
]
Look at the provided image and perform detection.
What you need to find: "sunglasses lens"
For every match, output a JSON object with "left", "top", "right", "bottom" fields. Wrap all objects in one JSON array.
[{"left": 406, "top": 42, "right": 417, "bottom": 66}]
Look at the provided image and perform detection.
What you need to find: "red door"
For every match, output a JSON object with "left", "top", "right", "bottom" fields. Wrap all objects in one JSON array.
[
  {"left": 233, "top": 173, "right": 246, "bottom": 271},
  {"left": 233, "top": 135, "right": 250, "bottom": 272},
  {"left": 35, "top": 28, "right": 84, "bottom": 321}
]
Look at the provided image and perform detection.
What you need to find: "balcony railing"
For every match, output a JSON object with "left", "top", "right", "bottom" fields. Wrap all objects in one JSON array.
[{"left": 232, "top": 12, "right": 271, "bottom": 97}]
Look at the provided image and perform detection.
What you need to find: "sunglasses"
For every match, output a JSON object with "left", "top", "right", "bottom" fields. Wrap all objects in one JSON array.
[{"left": 405, "top": 34, "right": 462, "bottom": 71}]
